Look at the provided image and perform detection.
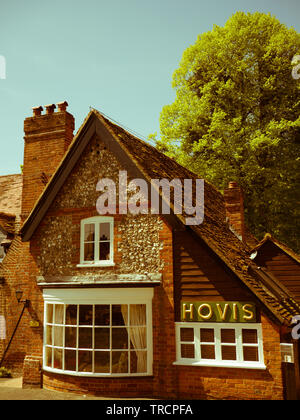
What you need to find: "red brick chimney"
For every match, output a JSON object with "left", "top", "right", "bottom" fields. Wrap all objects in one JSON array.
[
  {"left": 21, "top": 101, "right": 74, "bottom": 218},
  {"left": 224, "top": 181, "right": 245, "bottom": 241}
]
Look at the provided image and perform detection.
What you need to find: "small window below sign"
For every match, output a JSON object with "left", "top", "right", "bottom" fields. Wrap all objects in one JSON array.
[{"left": 174, "top": 323, "right": 265, "bottom": 369}]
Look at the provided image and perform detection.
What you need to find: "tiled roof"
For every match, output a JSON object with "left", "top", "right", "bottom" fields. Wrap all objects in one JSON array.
[{"left": 0, "top": 174, "right": 22, "bottom": 217}]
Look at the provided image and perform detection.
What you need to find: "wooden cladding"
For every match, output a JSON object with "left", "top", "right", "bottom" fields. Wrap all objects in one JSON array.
[{"left": 173, "top": 230, "right": 252, "bottom": 321}]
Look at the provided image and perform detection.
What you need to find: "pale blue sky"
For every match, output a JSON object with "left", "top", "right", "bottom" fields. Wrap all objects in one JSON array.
[{"left": 0, "top": 0, "right": 299, "bottom": 175}]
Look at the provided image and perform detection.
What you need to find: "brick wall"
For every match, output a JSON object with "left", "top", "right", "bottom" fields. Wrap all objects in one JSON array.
[
  {"left": 0, "top": 235, "right": 43, "bottom": 374},
  {"left": 22, "top": 355, "right": 43, "bottom": 388},
  {"left": 22, "top": 105, "right": 74, "bottom": 217},
  {"left": 174, "top": 314, "right": 284, "bottom": 400}
]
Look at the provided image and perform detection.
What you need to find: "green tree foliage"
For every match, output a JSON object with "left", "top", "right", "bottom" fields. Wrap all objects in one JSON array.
[{"left": 154, "top": 12, "right": 300, "bottom": 252}]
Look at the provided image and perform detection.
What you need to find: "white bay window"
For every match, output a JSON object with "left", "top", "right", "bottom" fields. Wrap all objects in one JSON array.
[{"left": 43, "top": 288, "right": 153, "bottom": 376}]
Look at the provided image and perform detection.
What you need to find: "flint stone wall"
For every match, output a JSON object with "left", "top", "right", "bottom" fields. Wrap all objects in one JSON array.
[{"left": 35, "top": 135, "right": 165, "bottom": 278}]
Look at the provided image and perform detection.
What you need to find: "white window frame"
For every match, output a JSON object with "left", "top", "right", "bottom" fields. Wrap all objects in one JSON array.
[
  {"left": 77, "top": 216, "right": 114, "bottom": 267},
  {"left": 174, "top": 322, "right": 266, "bottom": 370},
  {"left": 43, "top": 288, "right": 153, "bottom": 377}
]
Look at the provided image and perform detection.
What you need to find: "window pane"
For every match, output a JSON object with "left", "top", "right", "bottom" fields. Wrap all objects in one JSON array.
[
  {"left": 95, "top": 305, "right": 110, "bottom": 325},
  {"left": 242, "top": 329, "right": 258, "bottom": 344},
  {"left": 78, "top": 350, "right": 92, "bottom": 372},
  {"left": 243, "top": 346, "right": 259, "bottom": 362},
  {"left": 200, "top": 328, "right": 214, "bottom": 343},
  {"left": 180, "top": 328, "right": 194, "bottom": 342},
  {"left": 45, "top": 347, "right": 52, "bottom": 367},
  {"left": 99, "top": 242, "right": 110, "bottom": 261},
  {"left": 95, "top": 351, "right": 110, "bottom": 373},
  {"left": 99, "top": 223, "right": 110, "bottom": 241},
  {"left": 130, "top": 304, "right": 146, "bottom": 326},
  {"left": 112, "top": 328, "right": 128, "bottom": 349},
  {"left": 84, "top": 243, "right": 95, "bottom": 261},
  {"left": 53, "top": 349, "right": 62, "bottom": 369},
  {"left": 79, "top": 305, "right": 93, "bottom": 325},
  {"left": 181, "top": 344, "right": 195, "bottom": 358},
  {"left": 79, "top": 327, "right": 93, "bottom": 349},
  {"left": 130, "top": 351, "right": 147, "bottom": 373},
  {"left": 95, "top": 328, "right": 110, "bottom": 349},
  {"left": 221, "top": 329, "right": 235, "bottom": 344},
  {"left": 65, "top": 350, "right": 76, "bottom": 371},
  {"left": 221, "top": 345, "right": 236, "bottom": 361},
  {"left": 112, "top": 351, "right": 128, "bottom": 373},
  {"left": 46, "top": 304, "right": 53, "bottom": 324},
  {"left": 112, "top": 305, "right": 126, "bottom": 326},
  {"left": 65, "top": 327, "right": 77, "bottom": 348},
  {"left": 66, "top": 305, "right": 77, "bottom": 325},
  {"left": 53, "top": 326, "right": 63, "bottom": 347},
  {"left": 54, "top": 305, "right": 64, "bottom": 325},
  {"left": 130, "top": 327, "right": 147, "bottom": 349},
  {"left": 46, "top": 325, "right": 52, "bottom": 345},
  {"left": 84, "top": 224, "right": 95, "bottom": 241},
  {"left": 201, "top": 344, "right": 215, "bottom": 359}
]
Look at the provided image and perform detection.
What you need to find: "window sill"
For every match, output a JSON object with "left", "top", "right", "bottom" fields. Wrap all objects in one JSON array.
[
  {"left": 173, "top": 360, "right": 266, "bottom": 370},
  {"left": 76, "top": 262, "right": 115, "bottom": 268},
  {"left": 43, "top": 366, "right": 152, "bottom": 377}
]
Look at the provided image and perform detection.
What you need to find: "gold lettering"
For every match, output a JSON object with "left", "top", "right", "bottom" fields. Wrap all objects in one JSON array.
[
  {"left": 242, "top": 304, "right": 254, "bottom": 321},
  {"left": 182, "top": 303, "right": 194, "bottom": 321},
  {"left": 216, "top": 303, "right": 229, "bottom": 321},
  {"left": 233, "top": 303, "right": 238, "bottom": 321},
  {"left": 198, "top": 303, "right": 213, "bottom": 320}
]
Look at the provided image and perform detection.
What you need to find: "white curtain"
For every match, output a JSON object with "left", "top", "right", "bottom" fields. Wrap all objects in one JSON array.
[
  {"left": 121, "top": 304, "right": 147, "bottom": 373},
  {"left": 54, "top": 305, "right": 64, "bottom": 343}
]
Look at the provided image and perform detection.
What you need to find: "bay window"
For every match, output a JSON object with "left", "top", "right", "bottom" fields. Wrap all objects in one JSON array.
[{"left": 43, "top": 288, "right": 153, "bottom": 376}]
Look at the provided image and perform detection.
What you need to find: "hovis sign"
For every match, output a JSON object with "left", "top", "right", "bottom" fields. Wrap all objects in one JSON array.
[{"left": 181, "top": 301, "right": 256, "bottom": 323}]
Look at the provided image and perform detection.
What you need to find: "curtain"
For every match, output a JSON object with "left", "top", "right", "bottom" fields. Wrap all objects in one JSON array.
[{"left": 121, "top": 304, "right": 147, "bottom": 373}]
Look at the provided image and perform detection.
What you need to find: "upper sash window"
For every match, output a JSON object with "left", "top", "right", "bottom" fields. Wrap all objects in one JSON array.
[{"left": 79, "top": 217, "right": 114, "bottom": 267}]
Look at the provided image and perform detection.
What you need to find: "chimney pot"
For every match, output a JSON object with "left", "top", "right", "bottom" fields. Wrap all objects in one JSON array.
[
  {"left": 32, "top": 106, "right": 43, "bottom": 117},
  {"left": 57, "top": 101, "right": 68, "bottom": 112},
  {"left": 45, "top": 104, "right": 56, "bottom": 115}
]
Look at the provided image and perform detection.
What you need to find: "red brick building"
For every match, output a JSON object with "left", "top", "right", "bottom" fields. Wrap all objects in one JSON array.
[{"left": 0, "top": 102, "right": 300, "bottom": 399}]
